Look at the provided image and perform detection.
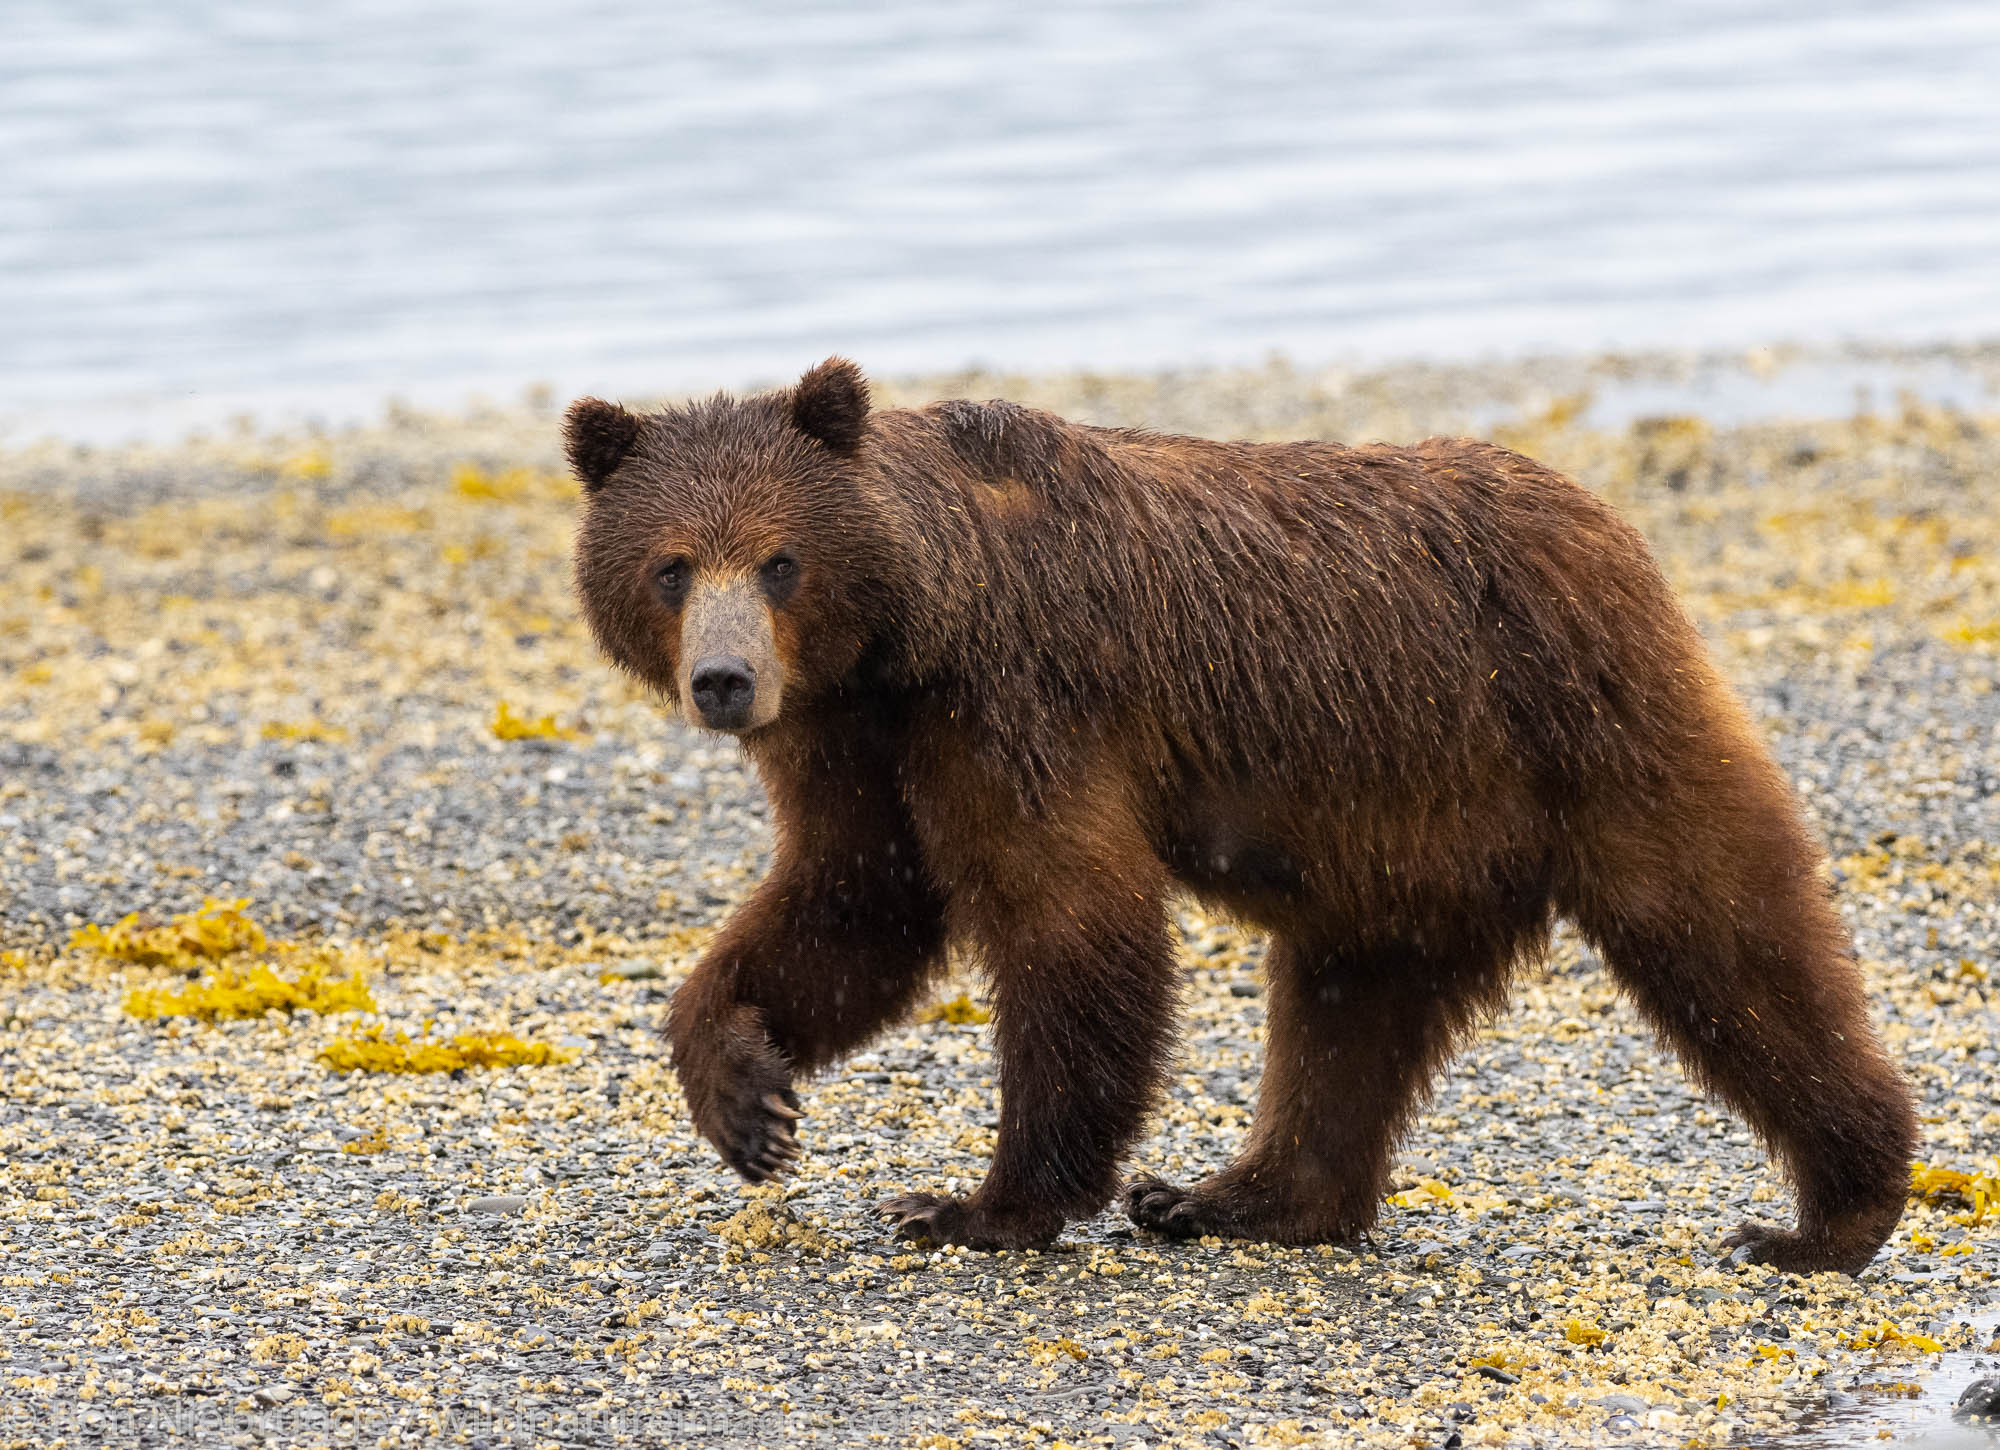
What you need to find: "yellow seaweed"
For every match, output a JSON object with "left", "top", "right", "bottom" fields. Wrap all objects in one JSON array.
[
  {"left": 1563, "top": 1319, "right": 1608, "bottom": 1347},
  {"left": 491, "top": 701, "right": 580, "bottom": 741},
  {"left": 1943, "top": 618, "right": 2000, "bottom": 646},
  {"left": 123, "top": 956, "right": 377, "bottom": 1022},
  {"left": 1847, "top": 1321, "right": 1943, "bottom": 1353},
  {"left": 341, "top": 1126, "right": 391, "bottom": 1155},
  {"left": 1910, "top": 1160, "right": 1999, "bottom": 1225},
  {"left": 278, "top": 446, "right": 332, "bottom": 481},
  {"left": 1024, "top": 1336, "right": 1089, "bottom": 1364},
  {"left": 73, "top": 897, "right": 269, "bottom": 970},
  {"left": 261, "top": 719, "right": 350, "bottom": 743},
  {"left": 318, "top": 1024, "right": 576, "bottom": 1074},
  {"left": 920, "top": 993, "right": 991, "bottom": 1025},
  {"left": 1388, "top": 1179, "right": 1453, "bottom": 1210}
]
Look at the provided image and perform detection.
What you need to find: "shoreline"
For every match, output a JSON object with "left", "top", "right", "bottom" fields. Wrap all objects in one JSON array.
[{"left": 5, "top": 336, "right": 2000, "bottom": 457}]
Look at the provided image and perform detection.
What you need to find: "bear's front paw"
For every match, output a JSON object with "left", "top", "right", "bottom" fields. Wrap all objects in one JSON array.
[
  {"left": 875, "top": 1193, "right": 1061, "bottom": 1251},
  {"left": 717, "top": 1083, "right": 804, "bottom": 1184},
  {"left": 672, "top": 1003, "right": 805, "bottom": 1183},
  {"left": 692, "top": 1057, "right": 803, "bottom": 1184},
  {"left": 1722, "top": 1220, "right": 1827, "bottom": 1273},
  {"left": 1123, "top": 1175, "right": 1226, "bottom": 1238}
]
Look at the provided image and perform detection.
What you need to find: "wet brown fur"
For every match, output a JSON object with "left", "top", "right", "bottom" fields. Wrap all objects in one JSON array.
[{"left": 569, "top": 359, "right": 1916, "bottom": 1271}]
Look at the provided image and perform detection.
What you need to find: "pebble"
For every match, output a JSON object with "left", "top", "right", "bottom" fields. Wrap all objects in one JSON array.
[
  {"left": 598, "top": 960, "right": 664, "bottom": 980},
  {"left": 462, "top": 1194, "right": 527, "bottom": 1216}
]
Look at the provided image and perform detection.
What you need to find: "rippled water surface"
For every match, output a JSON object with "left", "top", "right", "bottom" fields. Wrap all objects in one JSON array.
[{"left": 6, "top": 1, "right": 2000, "bottom": 436}]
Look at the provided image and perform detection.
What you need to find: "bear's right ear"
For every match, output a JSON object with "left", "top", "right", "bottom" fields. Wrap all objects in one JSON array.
[{"left": 563, "top": 398, "right": 641, "bottom": 491}]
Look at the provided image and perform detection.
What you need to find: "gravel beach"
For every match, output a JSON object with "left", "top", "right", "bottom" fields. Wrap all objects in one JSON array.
[{"left": 2, "top": 346, "right": 1998, "bottom": 1449}]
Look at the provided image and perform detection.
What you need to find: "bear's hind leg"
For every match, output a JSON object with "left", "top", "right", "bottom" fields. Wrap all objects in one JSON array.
[
  {"left": 1126, "top": 932, "right": 1514, "bottom": 1244},
  {"left": 1571, "top": 754, "right": 1917, "bottom": 1274}
]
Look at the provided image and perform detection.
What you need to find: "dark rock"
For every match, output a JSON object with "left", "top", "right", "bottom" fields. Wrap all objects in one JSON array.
[{"left": 1958, "top": 1376, "right": 2000, "bottom": 1420}]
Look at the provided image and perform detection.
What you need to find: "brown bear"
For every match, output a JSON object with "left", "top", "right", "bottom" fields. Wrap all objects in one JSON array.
[{"left": 567, "top": 358, "right": 1915, "bottom": 1273}]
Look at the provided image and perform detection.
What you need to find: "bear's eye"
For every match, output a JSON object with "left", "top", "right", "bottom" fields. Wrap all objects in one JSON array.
[
  {"left": 655, "top": 558, "right": 690, "bottom": 605},
  {"left": 760, "top": 552, "right": 799, "bottom": 605}
]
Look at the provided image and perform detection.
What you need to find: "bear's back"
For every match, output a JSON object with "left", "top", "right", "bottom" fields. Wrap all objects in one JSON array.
[{"left": 887, "top": 400, "right": 1698, "bottom": 803}]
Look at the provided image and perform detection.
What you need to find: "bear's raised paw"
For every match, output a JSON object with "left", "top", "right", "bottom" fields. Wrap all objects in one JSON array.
[{"left": 706, "top": 1077, "right": 803, "bottom": 1185}]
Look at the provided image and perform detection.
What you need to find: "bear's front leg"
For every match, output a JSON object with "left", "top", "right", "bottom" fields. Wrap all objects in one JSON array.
[
  {"left": 878, "top": 847, "right": 1178, "bottom": 1250},
  {"left": 667, "top": 845, "right": 946, "bottom": 1183}
]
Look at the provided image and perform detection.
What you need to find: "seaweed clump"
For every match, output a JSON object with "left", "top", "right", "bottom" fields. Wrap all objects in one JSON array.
[
  {"left": 491, "top": 701, "right": 580, "bottom": 741},
  {"left": 73, "top": 896, "right": 269, "bottom": 969},
  {"left": 318, "top": 1024, "right": 575, "bottom": 1073},
  {"left": 123, "top": 956, "right": 377, "bottom": 1022},
  {"left": 72, "top": 898, "right": 377, "bottom": 1021}
]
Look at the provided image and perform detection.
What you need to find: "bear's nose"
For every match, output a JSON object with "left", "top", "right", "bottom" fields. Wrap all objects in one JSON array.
[{"left": 690, "top": 655, "right": 757, "bottom": 730}]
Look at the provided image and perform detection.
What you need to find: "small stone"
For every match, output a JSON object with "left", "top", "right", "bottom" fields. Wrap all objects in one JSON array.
[
  {"left": 599, "top": 960, "right": 664, "bottom": 980},
  {"left": 252, "top": 1385, "right": 295, "bottom": 1407},
  {"left": 1228, "top": 980, "right": 1260, "bottom": 997},
  {"left": 464, "top": 1194, "right": 527, "bottom": 1215},
  {"left": 1592, "top": 1394, "right": 1649, "bottom": 1415},
  {"left": 1474, "top": 1364, "right": 1519, "bottom": 1384}
]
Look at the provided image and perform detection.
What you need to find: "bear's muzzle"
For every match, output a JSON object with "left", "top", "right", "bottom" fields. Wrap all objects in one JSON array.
[{"left": 677, "top": 574, "right": 783, "bottom": 733}]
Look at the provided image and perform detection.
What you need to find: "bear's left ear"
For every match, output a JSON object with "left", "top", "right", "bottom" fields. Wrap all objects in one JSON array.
[
  {"left": 563, "top": 397, "right": 641, "bottom": 491},
  {"left": 791, "top": 356, "right": 870, "bottom": 453}
]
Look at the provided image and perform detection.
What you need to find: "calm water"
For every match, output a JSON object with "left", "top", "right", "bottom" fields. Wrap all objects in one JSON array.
[{"left": 6, "top": 1, "right": 2000, "bottom": 439}]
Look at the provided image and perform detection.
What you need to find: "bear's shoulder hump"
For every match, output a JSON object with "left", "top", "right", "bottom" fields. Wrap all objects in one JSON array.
[{"left": 931, "top": 398, "right": 1071, "bottom": 486}]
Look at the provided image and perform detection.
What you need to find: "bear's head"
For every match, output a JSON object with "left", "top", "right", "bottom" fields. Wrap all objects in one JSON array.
[{"left": 567, "top": 357, "right": 906, "bottom": 735}]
